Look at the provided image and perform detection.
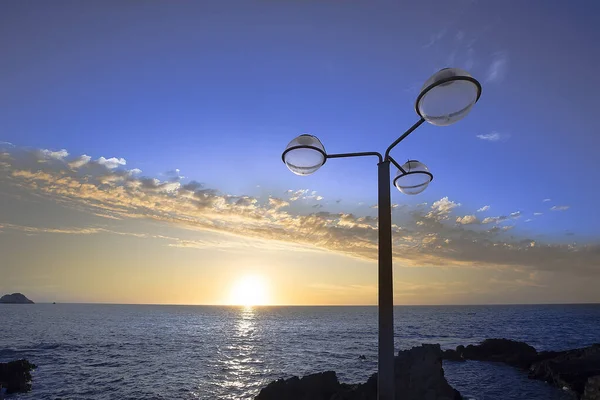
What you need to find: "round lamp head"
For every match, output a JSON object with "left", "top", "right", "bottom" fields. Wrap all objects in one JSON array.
[
  {"left": 282, "top": 134, "right": 327, "bottom": 176},
  {"left": 393, "top": 160, "right": 433, "bottom": 195},
  {"left": 416, "top": 68, "right": 481, "bottom": 126}
]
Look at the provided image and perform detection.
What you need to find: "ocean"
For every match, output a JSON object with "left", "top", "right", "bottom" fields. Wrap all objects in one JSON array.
[{"left": 1, "top": 304, "right": 599, "bottom": 400}]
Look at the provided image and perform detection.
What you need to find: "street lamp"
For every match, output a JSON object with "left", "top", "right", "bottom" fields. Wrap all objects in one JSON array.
[{"left": 281, "top": 67, "right": 481, "bottom": 400}]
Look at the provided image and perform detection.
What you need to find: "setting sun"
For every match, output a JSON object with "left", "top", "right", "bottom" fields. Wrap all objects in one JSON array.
[{"left": 229, "top": 275, "right": 270, "bottom": 306}]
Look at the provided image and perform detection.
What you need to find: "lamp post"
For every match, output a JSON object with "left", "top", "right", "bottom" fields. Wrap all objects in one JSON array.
[{"left": 281, "top": 68, "right": 482, "bottom": 400}]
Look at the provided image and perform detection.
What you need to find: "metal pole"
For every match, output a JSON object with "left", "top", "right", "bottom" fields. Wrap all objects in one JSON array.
[{"left": 377, "top": 160, "right": 395, "bottom": 400}]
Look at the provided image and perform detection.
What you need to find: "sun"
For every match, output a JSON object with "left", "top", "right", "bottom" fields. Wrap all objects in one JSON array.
[{"left": 229, "top": 275, "right": 270, "bottom": 306}]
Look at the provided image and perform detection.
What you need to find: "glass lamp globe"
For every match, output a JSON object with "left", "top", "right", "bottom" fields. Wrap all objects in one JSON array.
[
  {"left": 282, "top": 134, "right": 327, "bottom": 176},
  {"left": 416, "top": 68, "right": 481, "bottom": 126},
  {"left": 393, "top": 160, "right": 433, "bottom": 195}
]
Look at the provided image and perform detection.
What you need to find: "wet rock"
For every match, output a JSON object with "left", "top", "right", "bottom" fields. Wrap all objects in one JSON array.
[
  {"left": 441, "top": 349, "right": 464, "bottom": 362},
  {"left": 583, "top": 375, "right": 600, "bottom": 400},
  {"left": 255, "top": 344, "right": 461, "bottom": 400},
  {"left": 393, "top": 344, "right": 462, "bottom": 400},
  {"left": 459, "top": 338, "right": 537, "bottom": 369},
  {"left": 0, "top": 359, "right": 37, "bottom": 394},
  {"left": 529, "top": 344, "right": 600, "bottom": 396},
  {"left": 255, "top": 371, "right": 339, "bottom": 400}
]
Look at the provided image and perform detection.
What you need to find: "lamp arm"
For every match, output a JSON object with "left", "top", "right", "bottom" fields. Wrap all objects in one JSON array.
[
  {"left": 384, "top": 118, "right": 425, "bottom": 160},
  {"left": 387, "top": 156, "right": 406, "bottom": 174},
  {"left": 327, "top": 152, "right": 383, "bottom": 164}
]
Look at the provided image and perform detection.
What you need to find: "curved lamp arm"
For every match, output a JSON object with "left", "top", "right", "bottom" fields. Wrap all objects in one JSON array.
[{"left": 384, "top": 118, "right": 425, "bottom": 160}]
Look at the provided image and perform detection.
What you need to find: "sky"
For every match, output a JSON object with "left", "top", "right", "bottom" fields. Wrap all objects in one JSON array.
[{"left": 1, "top": 0, "right": 600, "bottom": 305}]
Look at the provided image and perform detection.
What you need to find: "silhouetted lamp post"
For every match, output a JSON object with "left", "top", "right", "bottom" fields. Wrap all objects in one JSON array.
[{"left": 281, "top": 68, "right": 481, "bottom": 400}]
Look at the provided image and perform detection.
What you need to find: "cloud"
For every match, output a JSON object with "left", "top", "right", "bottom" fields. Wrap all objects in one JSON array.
[
  {"left": 543, "top": 199, "right": 551, "bottom": 202},
  {"left": 551, "top": 205, "right": 570, "bottom": 211},
  {"left": 0, "top": 223, "right": 104, "bottom": 235},
  {"left": 40, "top": 149, "right": 69, "bottom": 160},
  {"left": 0, "top": 141, "right": 15, "bottom": 148},
  {"left": 268, "top": 197, "right": 289, "bottom": 209},
  {"left": 97, "top": 156, "right": 126, "bottom": 169},
  {"left": 68, "top": 154, "right": 92, "bottom": 169},
  {"left": 476, "top": 132, "right": 509, "bottom": 142},
  {"left": 182, "top": 181, "right": 203, "bottom": 191},
  {"left": 525, "top": 219, "right": 533, "bottom": 223},
  {"left": 287, "top": 189, "right": 310, "bottom": 201},
  {"left": 534, "top": 212, "right": 543, "bottom": 216},
  {"left": 426, "top": 197, "right": 461, "bottom": 220},
  {"left": 510, "top": 211, "right": 521, "bottom": 219},
  {"left": 477, "top": 205, "right": 490, "bottom": 212},
  {"left": 482, "top": 216, "right": 508, "bottom": 224},
  {"left": 1, "top": 145, "right": 599, "bottom": 277},
  {"left": 485, "top": 51, "right": 508, "bottom": 83},
  {"left": 456, "top": 215, "right": 478, "bottom": 225},
  {"left": 423, "top": 28, "right": 447, "bottom": 48},
  {"left": 128, "top": 168, "right": 142, "bottom": 176}
]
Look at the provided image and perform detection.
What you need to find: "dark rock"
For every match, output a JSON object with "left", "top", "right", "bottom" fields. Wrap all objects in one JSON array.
[
  {"left": 0, "top": 359, "right": 37, "bottom": 394},
  {"left": 255, "top": 344, "right": 461, "bottom": 400},
  {"left": 393, "top": 344, "right": 462, "bottom": 400},
  {"left": 359, "top": 355, "right": 366, "bottom": 360},
  {"left": 529, "top": 344, "right": 600, "bottom": 395},
  {"left": 442, "top": 349, "right": 464, "bottom": 362},
  {"left": 583, "top": 375, "right": 600, "bottom": 400},
  {"left": 0, "top": 293, "right": 34, "bottom": 304},
  {"left": 255, "top": 371, "right": 340, "bottom": 400},
  {"left": 459, "top": 338, "right": 537, "bottom": 369}
]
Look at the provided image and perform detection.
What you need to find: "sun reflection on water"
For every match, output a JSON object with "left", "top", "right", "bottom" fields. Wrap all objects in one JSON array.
[{"left": 217, "top": 306, "right": 268, "bottom": 399}]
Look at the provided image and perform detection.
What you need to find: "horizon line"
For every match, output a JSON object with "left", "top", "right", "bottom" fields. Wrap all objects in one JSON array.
[{"left": 13, "top": 302, "right": 600, "bottom": 307}]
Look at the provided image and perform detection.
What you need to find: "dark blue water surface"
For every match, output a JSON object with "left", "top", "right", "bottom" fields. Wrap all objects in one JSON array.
[{"left": 1, "top": 304, "right": 599, "bottom": 399}]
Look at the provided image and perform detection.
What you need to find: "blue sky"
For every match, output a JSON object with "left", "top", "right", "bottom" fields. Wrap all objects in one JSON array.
[{"left": 1, "top": 1, "right": 599, "bottom": 304}]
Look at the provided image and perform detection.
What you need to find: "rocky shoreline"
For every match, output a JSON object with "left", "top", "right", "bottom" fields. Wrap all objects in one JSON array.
[
  {"left": 442, "top": 338, "right": 600, "bottom": 399},
  {"left": 256, "top": 339, "right": 600, "bottom": 400},
  {"left": 0, "top": 359, "right": 36, "bottom": 395},
  {"left": 2, "top": 339, "right": 599, "bottom": 399}
]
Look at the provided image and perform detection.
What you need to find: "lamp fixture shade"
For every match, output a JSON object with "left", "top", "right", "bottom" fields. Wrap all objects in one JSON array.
[
  {"left": 393, "top": 160, "right": 433, "bottom": 195},
  {"left": 416, "top": 68, "right": 481, "bottom": 126},
  {"left": 282, "top": 134, "right": 327, "bottom": 176}
]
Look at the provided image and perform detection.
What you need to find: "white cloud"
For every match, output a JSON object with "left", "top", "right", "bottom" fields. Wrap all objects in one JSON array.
[
  {"left": 534, "top": 212, "right": 543, "bottom": 216},
  {"left": 68, "top": 154, "right": 92, "bottom": 169},
  {"left": 426, "top": 197, "right": 461, "bottom": 220},
  {"left": 551, "top": 205, "right": 570, "bottom": 211},
  {"left": 128, "top": 168, "right": 142, "bottom": 176},
  {"left": 287, "top": 189, "right": 317, "bottom": 202},
  {"left": 423, "top": 28, "right": 447, "bottom": 48},
  {"left": 40, "top": 149, "right": 69, "bottom": 160},
  {"left": 477, "top": 205, "right": 490, "bottom": 212},
  {"left": 543, "top": 199, "right": 551, "bottom": 202},
  {"left": 97, "top": 157, "right": 126, "bottom": 169},
  {"left": 482, "top": 215, "right": 508, "bottom": 224},
  {"left": 485, "top": 51, "right": 508, "bottom": 83},
  {"left": 510, "top": 211, "right": 521, "bottom": 219},
  {"left": 525, "top": 219, "right": 533, "bottom": 222},
  {"left": 456, "top": 215, "right": 478, "bottom": 225},
  {"left": 3, "top": 144, "right": 600, "bottom": 278},
  {"left": 476, "top": 132, "right": 509, "bottom": 142}
]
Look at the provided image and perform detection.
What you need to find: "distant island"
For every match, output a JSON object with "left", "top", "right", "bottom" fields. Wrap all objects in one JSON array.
[{"left": 0, "top": 293, "right": 34, "bottom": 304}]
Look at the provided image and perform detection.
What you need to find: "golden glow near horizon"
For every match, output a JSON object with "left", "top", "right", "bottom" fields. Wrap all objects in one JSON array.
[{"left": 228, "top": 275, "right": 271, "bottom": 306}]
